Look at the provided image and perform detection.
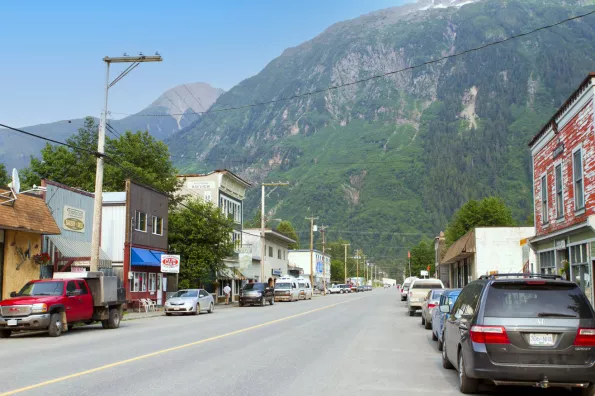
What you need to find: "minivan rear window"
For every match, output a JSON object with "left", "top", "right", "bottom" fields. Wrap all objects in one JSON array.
[
  {"left": 412, "top": 282, "right": 442, "bottom": 289},
  {"left": 484, "top": 283, "right": 593, "bottom": 319}
]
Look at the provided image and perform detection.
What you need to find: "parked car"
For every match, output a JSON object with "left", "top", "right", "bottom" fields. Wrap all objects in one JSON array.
[
  {"left": 431, "top": 289, "right": 462, "bottom": 351},
  {"left": 407, "top": 278, "right": 444, "bottom": 316},
  {"left": 441, "top": 273, "right": 595, "bottom": 395},
  {"left": 400, "top": 277, "right": 417, "bottom": 301},
  {"left": 274, "top": 277, "right": 300, "bottom": 302},
  {"left": 356, "top": 285, "right": 365, "bottom": 292},
  {"left": 421, "top": 289, "right": 447, "bottom": 329},
  {"left": 328, "top": 284, "right": 342, "bottom": 294},
  {"left": 366, "top": 285, "right": 372, "bottom": 291},
  {"left": 350, "top": 284, "right": 357, "bottom": 293},
  {"left": 297, "top": 277, "right": 313, "bottom": 300},
  {"left": 0, "top": 271, "right": 124, "bottom": 338},
  {"left": 339, "top": 284, "right": 351, "bottom": 294},
  {"left": 239, "top": 282, "right": 274, "bottom": 306},
  {"left": 165, "top": 288, "right": 215, "bottom": 315}
]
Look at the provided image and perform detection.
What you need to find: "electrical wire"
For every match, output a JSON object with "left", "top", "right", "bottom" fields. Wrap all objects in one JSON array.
[
  {"left": 109, "top": 62, "right": 140, "bottom": 88},
  {"left": 109, "top": 8, "right": 595, "bottom": 118}
]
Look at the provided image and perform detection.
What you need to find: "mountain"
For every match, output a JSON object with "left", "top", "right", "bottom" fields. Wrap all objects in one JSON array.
[
  {"left": 0, "top": 82, "right": 223, "bottom": 170},
  {"left": 167, "top": 0, "right": 595, "bottom": 259}
]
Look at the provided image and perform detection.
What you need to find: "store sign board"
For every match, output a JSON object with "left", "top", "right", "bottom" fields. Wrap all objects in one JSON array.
[
  {"left": 63, "top": 205, "right": 85, "bottom": 233},
  {"left": 161, "top": 255, "right": 180, "bottom": 273}
]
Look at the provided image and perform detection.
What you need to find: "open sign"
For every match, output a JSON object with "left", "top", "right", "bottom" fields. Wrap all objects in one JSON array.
[{"left": 160, "top": 254, "right": 180, "bottom": 273}]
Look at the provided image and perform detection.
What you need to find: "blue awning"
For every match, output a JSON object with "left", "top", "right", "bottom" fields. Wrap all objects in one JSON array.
[{"left": 131, "top": 248, "right": 161, "bottom": 267}]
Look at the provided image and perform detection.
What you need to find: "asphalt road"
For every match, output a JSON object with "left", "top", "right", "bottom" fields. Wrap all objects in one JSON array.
[{"left": 0, "top": 290, "right": 577, "bottom": 396}]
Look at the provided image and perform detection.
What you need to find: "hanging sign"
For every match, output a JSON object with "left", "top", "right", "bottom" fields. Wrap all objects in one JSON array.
[{"left": 161, "top": 255, "right": 180, "bottom": 273}]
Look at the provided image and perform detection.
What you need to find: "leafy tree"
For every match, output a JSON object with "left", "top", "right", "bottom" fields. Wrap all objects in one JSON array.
[
  {"left": 330, "top": 258, "right": 345, "bottom": 283},
  {"left": 409, "top": 238, "right": 435, "bottom": 278},
  {"left": 168, "top": 198, "right": 234, "bottom": 289},
  {"left": 445, "top": 197, "right": 515, "bottom": 244},
  {"left": 0, "top": 163, "right": 9, "bottom": 186},
  {"left": 21, "top": 117, "right": 180, "bottom": 195},
  {"left": 275, "top": 220, "right": 299, "bottom": 249}
]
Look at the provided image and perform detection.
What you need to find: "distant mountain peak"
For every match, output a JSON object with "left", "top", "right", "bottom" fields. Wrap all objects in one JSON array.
[{"left": 416, "top": 0, "right": 479, "bottom": 11}]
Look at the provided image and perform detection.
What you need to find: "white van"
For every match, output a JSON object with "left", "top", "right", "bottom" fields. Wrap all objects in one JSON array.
[
  {"left": 274, "top": 276, "right": 300, "bottom": 302},
  {"left": 297, "top": 277, "right": 313, "bottom": 300}
]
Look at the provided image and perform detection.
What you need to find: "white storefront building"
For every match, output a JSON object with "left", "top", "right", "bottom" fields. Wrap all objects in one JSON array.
[
  {"left": 288, "top": 249, "right": 331, "bottom": 289},
  {"left": 243, "top": 228, "right": 296, "bottom": 285}
]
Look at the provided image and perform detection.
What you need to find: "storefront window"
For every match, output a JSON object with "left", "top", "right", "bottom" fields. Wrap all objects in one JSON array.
[
  {"left": 218, "top": 279, "right": 232, "bottom": 297},
  {"left": 570, "top": 243, "right": 592, "bottom": 305},
  {"left": 539, "top": 250, "right": 556, "bottom": 275},
  {"left": 149, "top": 273, "right": 157, "bottom": 292},
  {"left": 130, "top": 272, "right": 148, "bottom": 292}
]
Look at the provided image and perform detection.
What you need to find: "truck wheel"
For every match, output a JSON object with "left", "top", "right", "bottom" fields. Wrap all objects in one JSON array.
[
  {"left": 48, "top": 313, "right": 63, "bottom": 337},
  {"left": 101, "top": 320, "right": 109, "bottom": 329},
  {"left": 107, "top": 308, "right": 121, "bottom": 329},
  {"left": 0, "top": 329, "right": 11, "bottom": 338}
]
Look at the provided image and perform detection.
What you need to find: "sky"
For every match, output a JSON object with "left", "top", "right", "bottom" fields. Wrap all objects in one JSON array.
[{"left": 0, "top": 0, "right": 410, "bottom": 127}]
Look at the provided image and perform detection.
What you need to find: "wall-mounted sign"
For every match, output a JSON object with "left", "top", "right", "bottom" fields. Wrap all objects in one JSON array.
[
  {"left": 63, "top": 205, "right": 85, "bottom": 233},
  {"left": 161, "top": 254, "right": 180, "bottom": 273},
  {"left": 235, "top": 246, "right": 252, "bottom": 270},
  {"left": 555, "top": 239, "right": 567, "bottom": 249},
  {"left": 272, "top": 269, "right": 282, "bottom": 276},
  {"left": 553, "top": 142, "right": 565, "bottom": 159},
  {"left": 189, "top": 181, "right": 215, "bottom": 190},
  {"left": 420, "top": 270, "right": 429, "bottom": 277}
]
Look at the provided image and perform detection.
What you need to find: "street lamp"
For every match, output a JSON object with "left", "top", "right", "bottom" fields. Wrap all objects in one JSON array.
[{"left": 90, "top": 54, "right": 162, "bottom": 271}]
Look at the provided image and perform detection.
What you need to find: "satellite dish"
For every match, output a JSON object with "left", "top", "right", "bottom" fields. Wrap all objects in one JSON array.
[{"left": 11, "top": 168, "right": 20, "bottom": 195}]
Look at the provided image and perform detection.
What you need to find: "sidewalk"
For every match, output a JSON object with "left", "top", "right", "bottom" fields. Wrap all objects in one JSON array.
[{"left": 123, "top": 302, "right": 240, "bottom": 321}]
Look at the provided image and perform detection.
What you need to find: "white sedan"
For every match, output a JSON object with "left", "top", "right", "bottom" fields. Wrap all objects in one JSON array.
[{"left": 164, "top": 289, "right": 215, "bottom": 315}]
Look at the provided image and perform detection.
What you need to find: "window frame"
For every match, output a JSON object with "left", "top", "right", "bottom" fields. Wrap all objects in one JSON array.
[
  {"left": 554, "top": 162, "right": 564, "bottom": 219},
  {"left": 269, "top": 246, "right": 273, "bottom": 257},
  {"left": 151, "top": 216, "right": 163, "bottom": 236},
  {"left": 573, "top": 147, "right": 585, "bottom": 211},
  {"left": 135, "top": 211, "right": 147, "bottom": 232},
  {"left": 541, "top": 173, "right": 549, "bottom": 224},
  {"left": 148, "top": 273, "right": 157, "bottom": 292}
]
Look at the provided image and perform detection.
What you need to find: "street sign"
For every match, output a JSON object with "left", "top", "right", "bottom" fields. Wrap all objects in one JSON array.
[
  {"left": 420, "top": 270, "right": 428, "bottom": 277},
  {"left": 161, "top": 254, "right": 180, "bottom": 273}
]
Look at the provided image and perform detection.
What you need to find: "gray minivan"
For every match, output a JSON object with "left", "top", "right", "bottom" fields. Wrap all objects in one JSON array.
[{"left": 441, "top": 273, "right": 595, "bottom": 395}]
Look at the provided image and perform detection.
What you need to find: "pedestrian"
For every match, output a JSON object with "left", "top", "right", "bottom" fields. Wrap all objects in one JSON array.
[{"left": 223, "top": 284, "right": 231, "bottom": 305}]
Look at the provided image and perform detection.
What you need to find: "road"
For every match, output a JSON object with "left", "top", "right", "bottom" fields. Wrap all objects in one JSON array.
[{"left": 0, "top": 290, "right": 576, "bottom": 396}]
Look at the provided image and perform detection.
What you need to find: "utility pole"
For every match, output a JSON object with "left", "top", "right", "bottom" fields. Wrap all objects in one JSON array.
[
  {"left": 306, "top": 216, "right": 319, "bottom": 288},
  {"left": 260, "top": 182, "right": 289, "bottom": 282},
  {"left": 90, "top": 54, "right": 162, "bottom": 271},
  {"left": 343, "top": 243, "right": 350, "bottom": 284},
  {"left": 356, "top": 249, "right": 360, "bottom": 286},
  {"left": 320, "top": 225, "right": 328, "bottom": 295},
  {"left": 408, "top": 250, "right": 412, "bottom": 278},
  {"left": 363, "top": 254, "right": 367, "bottom": 285}
]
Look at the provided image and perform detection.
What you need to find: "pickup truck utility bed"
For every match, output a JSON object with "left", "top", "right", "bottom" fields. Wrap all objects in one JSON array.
[{"left": 0, "top": 272, "right": 125, "bottom": 338}]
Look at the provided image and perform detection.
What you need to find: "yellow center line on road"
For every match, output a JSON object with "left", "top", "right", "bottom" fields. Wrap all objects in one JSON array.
[{"left": 1, "top": 297, "right": 364, "bottom": 396}]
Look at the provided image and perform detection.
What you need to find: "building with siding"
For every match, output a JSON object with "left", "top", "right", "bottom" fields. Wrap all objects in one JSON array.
[
  {"left": 101, "top": 180, "right": 170, "bottom": 306},
  {"left": 0, "top": 187, "right": 60, "bottom": 300},
  {"left": 288, "top": 249, "right": 331, "bottom": 289},
  {"left": 528, "top": 73, "right": 595, "bottom": 307},
  {"left": 243, "top": 228, "right": 296, "bottom": 285}
]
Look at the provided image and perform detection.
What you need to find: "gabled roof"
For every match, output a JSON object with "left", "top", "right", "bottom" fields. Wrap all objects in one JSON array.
[
  {"left": 0, "top": 188, "right": 61, "bottom": 235},
  {"left": 177, "top": 169, "right": 252, "bottom": 188},
  {"left": 528, "top": 73, "right": 595, "bottom": 147}
]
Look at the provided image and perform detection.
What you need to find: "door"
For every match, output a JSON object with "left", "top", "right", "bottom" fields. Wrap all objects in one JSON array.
[
  {"left": 157, "top": 274, "right": 163, "bottom": 306},
  {"left": 75, "top": 281, "right": 94, "bottom": 320},
  {"left": 64, "top": 281, "right": 82, "bottom": 322},
  {"left": 445, "top": 285, "right": 474, "bottom": 364},
  {"left": 198, "top": 289, "right": 210, "bottom": 310}
]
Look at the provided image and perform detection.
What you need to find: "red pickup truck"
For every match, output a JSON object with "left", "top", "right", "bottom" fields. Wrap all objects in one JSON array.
[{"left": 0, "top": 272, "right": 125, "bottom": 338}]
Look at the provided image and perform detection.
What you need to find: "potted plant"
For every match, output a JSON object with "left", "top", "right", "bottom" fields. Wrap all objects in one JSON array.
[
  {"left": 33, "top": 252, "right": 51, "bottom": 266},
  {"left": 560, "top": 260, "right": 570, "bottom": 281}
]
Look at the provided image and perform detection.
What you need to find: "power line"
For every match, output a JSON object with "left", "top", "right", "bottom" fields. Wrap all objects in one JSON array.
[{"left": 109, "top": 8, "right": 595, "bottom": 118}]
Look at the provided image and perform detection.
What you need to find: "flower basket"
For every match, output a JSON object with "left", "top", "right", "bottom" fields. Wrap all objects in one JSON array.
[{"left": 33, "top": 253, "right": 51, "bottom": 266}]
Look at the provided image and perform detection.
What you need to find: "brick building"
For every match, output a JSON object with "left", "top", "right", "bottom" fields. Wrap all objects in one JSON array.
[{"left": 528, "top": 73, "right": 595, "bottom": 306}]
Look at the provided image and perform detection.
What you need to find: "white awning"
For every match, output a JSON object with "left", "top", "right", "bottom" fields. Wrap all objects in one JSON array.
[{"left": 46, "top": 235, "right": 112, "bottom": 269}]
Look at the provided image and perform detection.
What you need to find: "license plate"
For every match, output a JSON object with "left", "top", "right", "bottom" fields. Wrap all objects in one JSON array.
[
  {"left": 7, "top": 319, "right": 17, "bottom": 326},
  {"left": 529, "top": 333, "right": 554, "bottom": 346},
  {"left": 173, "top": 307, "right": 180, "bottom": 311}
]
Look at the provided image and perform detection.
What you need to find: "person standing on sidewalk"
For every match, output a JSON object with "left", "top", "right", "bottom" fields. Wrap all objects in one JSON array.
[{"left": 223, "top": 284, "right": 231, "bottom": 305}]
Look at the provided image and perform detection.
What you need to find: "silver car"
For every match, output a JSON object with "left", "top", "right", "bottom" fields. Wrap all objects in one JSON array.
[{"left": 164, "top": 289, "right": 214, "bottom": 316}]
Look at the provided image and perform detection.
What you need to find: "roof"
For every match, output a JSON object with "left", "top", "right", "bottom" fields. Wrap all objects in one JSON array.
[
  {"left": 528, "top": 73, "right": 595, "bottom": 147},
  {"left": 289, "top": 249, "right": 330, "bottom": 256},
  {"left": 442, "top": 229, "right": 476, "bottom": 264},
  {"left": 103, "top": 192, "right": 126, "bottom": 204},
  {"left": 42, "top": 179, "right": 94, "bottom": 198},
  {"left": 177, "top": 169, "right": 252, "bottom": 188},
  {"left": 243, "top": 228, "right": 296, "bottom": 245},
  {"left": 0, "top": 189, "right": 61, "bottom": 235},
  {"left": 47, "top": 235, "right": 111, "bottom": 268}
]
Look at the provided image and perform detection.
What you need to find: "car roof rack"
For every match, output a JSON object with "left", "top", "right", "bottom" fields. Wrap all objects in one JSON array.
[{"left": 478, "top": 273, "right": 564, "bottom": 280}]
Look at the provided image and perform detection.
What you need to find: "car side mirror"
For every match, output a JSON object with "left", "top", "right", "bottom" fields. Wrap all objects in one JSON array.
[
  {"left": 10, "top": 291, "right": 17, "bottom": 298},
  {"left": 439, "top": 304, "right": 450, "bottom": 313}
]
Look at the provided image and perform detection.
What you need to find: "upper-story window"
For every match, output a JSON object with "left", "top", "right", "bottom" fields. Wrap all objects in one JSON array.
[
  {"left": 541, "top": 175, "right": 548, "bottom": 224},
  {"left": 278, "top": 249, "right": 281, "bottom": 259},
  {"left": 232, "top": 230, "right": 241, "bottom": 248},
  {"left": 269, "top": 246, "right": 273, "bottom": 257},
  {"left": 219, "top": 195, "right": 241, "bottom": 224},
  {"left": 555, "top": 164, "right": 564, "bottom": 218},
  {"left": 135, "top": 211, "right": 147, "bottom": 232},
  {"left": 573, "top": 148, "right": 585, "bottom": 210},
  {"left": 152, "top": 216, "right": 163, "bottom": 236}
]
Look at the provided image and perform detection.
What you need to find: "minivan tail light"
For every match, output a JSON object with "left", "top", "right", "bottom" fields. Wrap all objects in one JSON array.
[
  {"left": 470, "top": 325, "right": 510, "bottom": 344},
  {"left": 574, "top": 328, "right": 595, "bottom": 346}
]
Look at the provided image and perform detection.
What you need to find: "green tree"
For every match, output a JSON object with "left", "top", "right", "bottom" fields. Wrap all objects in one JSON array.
[
  {"left": 168, "top": 198, "right": 235, "bottom": 289},
  {"left": 21, "top": 117, "right": 180, "bottom": 195},
  {"left": 330, "top": 258, "right": 345, "bottom": 283},
  {"left": 409, "top": 238, "right": 435, "bottom": 278},
  {"left": 0, "top": 163, "right": 9, "bottom": 186},
  {"left": 275, "top": 220, "right": 299, "bottom": 249},
  {"left": 445, "top": 197, "right": 515, "bottom": 244}
]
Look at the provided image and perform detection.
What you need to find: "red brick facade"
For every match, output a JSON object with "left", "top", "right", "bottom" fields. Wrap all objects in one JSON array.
[{"left": 533, "top": 99, "right": 594, "bottom": 236}]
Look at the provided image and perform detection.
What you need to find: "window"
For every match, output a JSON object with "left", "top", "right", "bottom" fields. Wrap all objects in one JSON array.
[
  {"left": 541, "top": 175, "right": 548, "bottom": 224},
  {"left": 539, "top": 250, "right": 555, "bottom": 275},
  {"left": 232, "top": 231, "right": 241, "bottom": 248},
  {"left": 135, "top": 211, "right": 147, "bottom": 232},
  {"left": 278, "top": 249, "right": 282, "bottom": 259},
  {"left": 152, "top": 216, "right": 163, "bottom": 236},
  {"left": 130, "top": 272, "right": 147, "bottom": 292},
  {"left": 574, "top": 149, "right": 585, "bottom": 210},
  {"left": 453, "top": 284, "right": 482, "bottom": 319},
  {"left": 66, "top": 281, "right": 77, "bottom": 294},
  {"left": 269, "top": 246, "right": 273, "bottom": 257},
  {"left": 283, "top": 250, "right": 285, "bottom": 260},
  {"left": 199, "top": 290, "right": 209, "bottom": 298},
  {"left": 204, "top": 191, "right": 212, "bottom": 202},
  {"left": 555, "top": 164, "right": 564, "bottom": 218},
  {"left": 77, "top": 281, "right": 89, "bottom": 295},
  {"left": 219, "top": 195, "right": 242, "bottom": 224},
  {"left": 149, "top": 273, "right": 157, "bottom": 292}
]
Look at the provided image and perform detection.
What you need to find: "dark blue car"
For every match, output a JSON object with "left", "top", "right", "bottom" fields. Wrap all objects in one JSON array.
[{"left": 431, "top": 288, "right": 462, "bottom": 351}]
